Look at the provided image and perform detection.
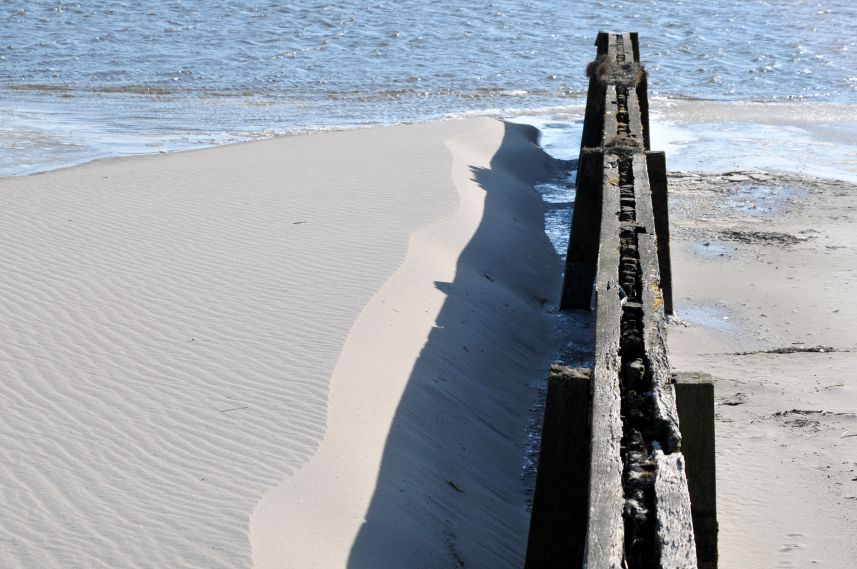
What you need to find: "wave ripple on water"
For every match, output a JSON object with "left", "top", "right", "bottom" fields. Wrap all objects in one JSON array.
[{"left": 2, "top": 0, "right": 857, "bottom": 174}]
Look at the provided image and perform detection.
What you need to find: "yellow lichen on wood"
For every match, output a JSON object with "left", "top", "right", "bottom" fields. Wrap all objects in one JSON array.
[{"left": 651, "top": 282, "right": 663, "bottom": 312}]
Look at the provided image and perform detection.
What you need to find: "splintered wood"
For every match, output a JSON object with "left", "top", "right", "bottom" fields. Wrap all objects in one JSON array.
[
  {"left": 585, "top": 32, "right": 696, "bottom": 569},
  {"left": 528, "top": 32, "right": 702, "bottom": 569}
]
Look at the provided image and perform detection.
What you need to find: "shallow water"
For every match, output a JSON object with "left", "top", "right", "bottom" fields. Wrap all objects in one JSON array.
[
  {"left": 652, "top": 103, "right": 857, "bottom": 184},
  {"left": 2, "top": 0, "right": 857, "bottom": 175}
]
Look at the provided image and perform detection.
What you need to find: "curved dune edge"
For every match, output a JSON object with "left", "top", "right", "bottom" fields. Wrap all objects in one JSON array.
[
  {"left": 0, "top": 120, "right": 493, "bottom": 568},
  {"left": 250, "top": 120, "right": 562, "bottom": 568}
]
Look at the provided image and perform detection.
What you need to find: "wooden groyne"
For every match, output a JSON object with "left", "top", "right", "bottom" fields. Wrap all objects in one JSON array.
[{"left": 526, "top": 33, "right": 717, "bottom": 569}]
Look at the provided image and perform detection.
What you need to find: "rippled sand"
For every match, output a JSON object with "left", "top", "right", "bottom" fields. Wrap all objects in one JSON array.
[{"left": 0, "top": 118, "right": 562, "bottom": 568}]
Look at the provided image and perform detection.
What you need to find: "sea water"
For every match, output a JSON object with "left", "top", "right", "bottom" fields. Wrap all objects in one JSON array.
[{"left": 2, "top": 0, "right": 856, "bottom": 176}]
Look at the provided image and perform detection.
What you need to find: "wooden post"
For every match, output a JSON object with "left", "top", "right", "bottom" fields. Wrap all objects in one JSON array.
[
  {"left": 595, "top": 31, "right": 609, "bottom": 55},
  {"left": 580, "top": 34, "right": 608, "bottom": 149},
  {"left": 674, "top": 372, "right": 719, "bottom": 569},
  {"left": 524, "top": 366, "right": 591, "bottom": 569},
  {"left": 629, "top": 32, "right": 641, "bottom": 62},
  {"left": 646, "top": 150, "right": 674, "bottom": 315},
  {"left": 561, "top": 149, "right": 603, "bottom": 310},
  {"left": 627, "top": 32, "right": 651, "bottom": 150}
]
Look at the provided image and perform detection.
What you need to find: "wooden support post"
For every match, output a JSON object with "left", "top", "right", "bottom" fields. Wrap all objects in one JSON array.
[
  {"left": 674, "top": 372, "right": 719, "bottom": 569},
  {"left": 581, "top": 34, "right": 608, "bottom": 149},
  {"left": 595, "top": 31, "right": 609, "bottom": 55},
  {"left": 629, "top": 32, "right": 641, "bottom": 62},
  {"left": 646, "top": 150, "right": 674, "bottom": 315},
  {"left": 627, "top": 32, "right": 651, "bottom": 150},
  {"left": 580, "top": 78, "right": 607, "bottom": 149},
  {"left": 524, "top": 366, "right": 591, "bottom": 569},
  {"left": 561, "top": 150, "right": 603, "bottom": 310},
  {"left": 637, "top": 72, "right": 651, "bottom": 151}
]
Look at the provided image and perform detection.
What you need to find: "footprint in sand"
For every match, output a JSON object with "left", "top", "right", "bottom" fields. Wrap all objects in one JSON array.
[{"left": 775, "top": 533, "right": 807, "bottom": 567}]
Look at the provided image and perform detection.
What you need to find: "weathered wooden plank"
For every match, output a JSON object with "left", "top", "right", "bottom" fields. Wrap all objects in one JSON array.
[
  {"left": 585, "top": 156, "right": 625, "bottom": 569},
  {"left": 674, "top": 372, "right": 719, "bottom": 569},
  {"left": 581, "top": 36, "right": 608, "bottom": 149},
  {"left": 595, "top": 31, "right": 609, "bottom": 55},
  {"left": 626, "top": 86, "right": 644, "bottom": 150},
  {"left": 633, "top": 153, "right": 682, "bottom": 451},
  {"left": 602, "top": 85, "right": 619, "bottom": 148},
  {"left": 602, "top": 34, "right": 619, "bottom": 151},
  {"left": 633, "top": 151, "right": 696, "bottom": 567},
  {"left": 646, "top": 150, "right": 674, "bottom": 315},
  {"left": 525, "top": 366, "right": 591, "bottom": 569},
  {"left": 629, "top": 32, "right": 641, "bottom": 62},
  {"left": 654, "top": 451, "right": 698, "bottom": 568},
  {"left": 629, "top": 32, "right": 651, "bottom": 150},
  {"left": 581, "top": 77, "right": 607, "bottom": 149},
  {"left": 621, "top": 32, "right": 634, "bottom": 58},
  {"left": 562, "top": 150, "right": 604, "bottom": 310},
  {"left": 637, "top": 77, "right": 651, "bottom": 150}
]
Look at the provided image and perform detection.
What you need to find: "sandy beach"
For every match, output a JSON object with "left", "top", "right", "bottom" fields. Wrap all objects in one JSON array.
[
  {"left": 0, "top": 118, "right": 561, "bottom": 568},
  {"left": 2, "top": 107, "right": 856, "bottom": 569},
  {"left": 3, "top": 1, "right": 857, "bottom": 566},
  {"left": 667, "top": 169, "right": 857, "bottom": 567}
]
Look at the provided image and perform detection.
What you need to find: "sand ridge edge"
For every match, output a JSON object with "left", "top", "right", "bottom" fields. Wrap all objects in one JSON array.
[{"left": 250, "top": 119, "right": 563, "bottom": 569}]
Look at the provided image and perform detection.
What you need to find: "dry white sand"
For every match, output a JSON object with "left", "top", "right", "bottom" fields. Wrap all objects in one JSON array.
[
  {"left": 0, "top": 118, "right": 561, "bottom": 568},
  {"left": 251, "top": 120, "right": 560, "bottom": 569},
  {"left": 667, "top": 170, "right": 857, "bottom": 567}
]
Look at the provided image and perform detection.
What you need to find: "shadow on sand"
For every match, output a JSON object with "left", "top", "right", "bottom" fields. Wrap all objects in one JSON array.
[{"left": 347, "top": 122, "right": 563, "bottom": 569}]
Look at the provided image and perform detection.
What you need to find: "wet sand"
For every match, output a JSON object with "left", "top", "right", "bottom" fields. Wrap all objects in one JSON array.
[{"left": 667, "top": 170, "right": 857, "bottom": 567}]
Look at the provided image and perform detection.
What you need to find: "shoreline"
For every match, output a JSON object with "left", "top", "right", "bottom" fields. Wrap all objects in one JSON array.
[
  {"left": 6, "top": 97, "right": 857, "bottom": 182},
  {"left": 2, "top": 107, "right": 856, "bottom": 567}
]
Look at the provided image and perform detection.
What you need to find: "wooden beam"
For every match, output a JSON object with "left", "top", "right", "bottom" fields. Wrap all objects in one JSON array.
[
  {"left": 602, "top": 85, "right": 619, "bottom": 148},
  {"left": 632, "top": 153, "right": 682, "bottom": 451},
  {"left": 646, "top": 150, "right": 674, "bottom": 315},
  {"left": 596, "top": 31, "right": 609, "bottom": 55},
  {"left": 632, "top": 151, "right": 696, "bottom": 565},
  {"left": 562, "top": 150, "right": 603, "bottom": 310},
  {"left": 629, "top": 32, "right": 641, "bottom": 62},
  {"left": 654, "top": 451, "right": 699, "bottom": 567},
  {"left": 584, "top": 155, "right": 625, "bottom": 569},
  {"left": 674, "top": 372, "right": 719, "bottom": 569},
  {"left": 525, "top": 366, "right": 591, "bottom": 569}
]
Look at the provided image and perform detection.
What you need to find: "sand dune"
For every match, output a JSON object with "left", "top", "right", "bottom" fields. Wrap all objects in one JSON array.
[
  {"left": 252, "top": 120, "right": 561, "bottom": 569},
  {"left": 0, "top": 119, "right": 561, "bottom": 568}
]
